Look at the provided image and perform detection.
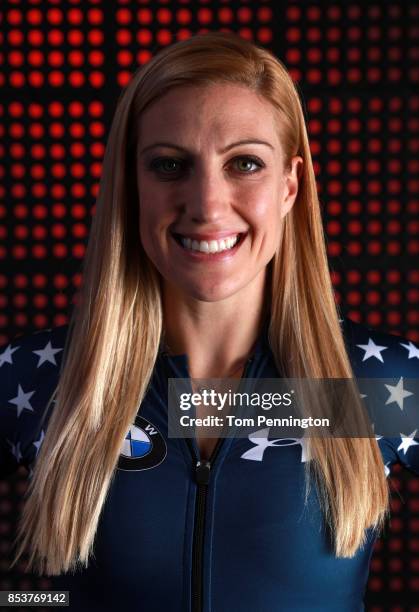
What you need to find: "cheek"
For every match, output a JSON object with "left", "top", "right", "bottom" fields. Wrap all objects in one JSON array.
[
  {"left": 138, "top": 196, "right": 174, "bottom": 266},
  {"left": 244, "top": 197, "right": 283, "bottom": 260},
  {"left": 138, "top": 200, "right": 160, "bottom": 257},
  {"left": 246, "top": 194, "right": 282, "bottom": 236},
  {"left": 138, "top": 202, "right": 152, "bottom": 242},
  {"left": 138, "top": 182, "right": 163, "bottom": 229},
  {"left": 138, "top": 176, "right": 175, "bottom": 225},
  {"left": 240, "top": 179, "right": 282, "bottom": 218}
]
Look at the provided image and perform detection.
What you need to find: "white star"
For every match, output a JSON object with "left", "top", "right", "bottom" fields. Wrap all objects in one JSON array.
[
  {"left": 356, "top": 338, "right": 388, "bottom": 362},
  {"left": 384, "top": 377, "right": 413, "bottom": 411},
  {"left": 32, "top": 341, "right": 63, "bottom": 367},
  {"left": 400, "top": 341, "right": 419, "bottom": 359},
  {"left": 0, "top": 344, "right": 20, "bottom": 367},
  {"left": 384, "top": 462, "right": 391, "bottom": 477},
  {"left": 33, "top": 429, "right": 45, "bottom": 456},
  {"left": 7, "top": 440, "right": 22, "bottom": 463},
  {"left": 8, "top": 384, "right": 36, "bottom": 417},
  {"left": 372, "top": 423, "right": 382, "bottom": 440},
  {"left": 397, "top": 430, "right": 419, "bottom": 454}
]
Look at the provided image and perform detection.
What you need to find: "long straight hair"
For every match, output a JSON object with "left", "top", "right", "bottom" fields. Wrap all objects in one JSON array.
[{"left": 11, "top": 31, "right": 390, "bottom": 575}]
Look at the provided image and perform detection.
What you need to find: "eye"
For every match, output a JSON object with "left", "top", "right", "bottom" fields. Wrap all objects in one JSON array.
[
  {"left": 149, "top": 157, "right": 184, "bottom": 175},
  {"left": 232, "top": 156, "right": 264, "bottom": 174},
  {"left": 147, "top": 155, "right": 265, "bottom": 178}
]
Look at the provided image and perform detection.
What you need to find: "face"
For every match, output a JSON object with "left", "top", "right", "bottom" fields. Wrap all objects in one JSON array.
[{"left": 136, "top": 82, "right": 302, "bottom": 302}]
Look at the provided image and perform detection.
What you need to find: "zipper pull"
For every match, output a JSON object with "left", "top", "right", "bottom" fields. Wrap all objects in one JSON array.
[{"left": 195, "top": 460, "right": 211, "bottom": 485}]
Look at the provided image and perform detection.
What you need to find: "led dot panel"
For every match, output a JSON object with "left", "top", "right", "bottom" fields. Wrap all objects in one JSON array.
[{"left": 0, "top": 1, "right": 418, "bottom": 609}]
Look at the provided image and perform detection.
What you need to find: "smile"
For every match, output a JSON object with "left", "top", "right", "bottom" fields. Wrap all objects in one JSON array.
[
  {"left": 171, "top": 232, "right": 247, "bottom": 259},
  {"left": 173, "top": 233, "right": 243, "bottom": 254},
  {"left": 175, "top": 234, "right": 240, "bottom": 253}
]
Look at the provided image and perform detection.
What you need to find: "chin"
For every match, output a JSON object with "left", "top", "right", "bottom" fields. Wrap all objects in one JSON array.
[{"left": 181, "top": 281, "right": 242, "bottom": 303}]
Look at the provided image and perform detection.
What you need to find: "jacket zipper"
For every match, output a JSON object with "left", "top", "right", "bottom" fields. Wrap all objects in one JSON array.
[
  {"left": 187, "top": 357, "right": 254, "bottom": 612},
  {"left": 187, "top": 436, "right": 223, "bottom": 612}
]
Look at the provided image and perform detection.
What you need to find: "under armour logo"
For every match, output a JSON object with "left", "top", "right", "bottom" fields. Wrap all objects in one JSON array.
[{"left": 240, "top": 427, "right": 310, "bottom": 463}]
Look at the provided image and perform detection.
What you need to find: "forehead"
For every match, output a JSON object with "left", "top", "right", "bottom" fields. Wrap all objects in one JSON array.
[{"left": 137, "top": 83, "right": 282, "bottom": 146}]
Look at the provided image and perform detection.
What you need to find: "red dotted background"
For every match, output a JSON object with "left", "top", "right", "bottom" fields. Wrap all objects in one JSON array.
[{"left": 0, "top": 1, "right": 418, "bottom": 611}]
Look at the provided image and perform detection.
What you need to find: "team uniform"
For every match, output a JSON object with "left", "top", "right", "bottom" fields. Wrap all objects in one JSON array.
[{"left": 1, "top": 315, "right": 418, "bottom": 611}]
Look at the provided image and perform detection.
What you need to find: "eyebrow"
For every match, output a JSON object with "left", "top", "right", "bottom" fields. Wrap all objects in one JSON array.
[{"left": 139, "top": 139, "right": 274, "bottom": 156}]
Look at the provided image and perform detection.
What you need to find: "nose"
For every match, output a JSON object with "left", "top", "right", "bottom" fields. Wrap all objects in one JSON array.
[{"left": 185, "top": 165, "right": 231, "bottom": 225}]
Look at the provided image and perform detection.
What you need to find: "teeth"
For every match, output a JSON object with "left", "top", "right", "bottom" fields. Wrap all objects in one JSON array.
[{"left": 179, "top": 234, "right": 240, "bottom": 253}]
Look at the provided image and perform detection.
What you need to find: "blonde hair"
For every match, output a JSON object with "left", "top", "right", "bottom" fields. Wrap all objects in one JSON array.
[{"left": 10, "top": 31, "right": 389, "bottom": 575}]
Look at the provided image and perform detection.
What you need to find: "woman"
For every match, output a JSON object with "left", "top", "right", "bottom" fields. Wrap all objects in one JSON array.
[{"left": 2, "top": 32, "right": 418, "bottom": 611}]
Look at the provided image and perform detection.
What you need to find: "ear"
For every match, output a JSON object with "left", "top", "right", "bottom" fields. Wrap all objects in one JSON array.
[{"left": 280, "top": 156, "right": 303, "bottom": 218}]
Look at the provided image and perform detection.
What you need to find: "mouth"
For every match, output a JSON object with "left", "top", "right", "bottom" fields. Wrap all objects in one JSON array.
[{"left": 171, "top": 232, "right": 247, "bottom": 255}]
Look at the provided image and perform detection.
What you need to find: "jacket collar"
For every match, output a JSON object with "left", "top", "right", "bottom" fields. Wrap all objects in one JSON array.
[{"left": 158, "top": 315, "right": 271, "bottom": 378}]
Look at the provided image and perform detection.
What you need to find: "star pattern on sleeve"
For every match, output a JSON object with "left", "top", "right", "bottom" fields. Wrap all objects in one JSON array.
[
  {"left": 7, "top": 439, "right": 23, "bottom": 463},
  {"left": 343, "top": 316, "right": 419, "bottom": 476},
  {"left": 32, "top": 429, "right": 45, "bottom": 456},
  {"left": 397, "top": 430, "right": 419, "bottom": 455},
  {"left": 384, "top": 377, "right": 414, "bottom": 411},
  {"left": 32, "top": 341, "right": 63, "bottom": 367},
  {"left": 8, "top": 384, "right": 36, "bottom": 418},
  {"left": 356, "top": 338, "right": 388, "bottom": 362},
  {"left": 374, "top": 433, "right": 391, "bottom": 477},
  {"left": 0, "top": 344, "right": 20, "bottom": 367},
  {"left": 400, "top": 341, "right": 419, "bottom": 360},
  {"left": 0, "top": 326, "right": 67, "bottom": 478}
]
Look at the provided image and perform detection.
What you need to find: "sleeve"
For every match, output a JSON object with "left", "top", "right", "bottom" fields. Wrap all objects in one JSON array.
[
  {"left": 0, "top": 326, "right": 65, "bottom": 479},
  {"left": 377, "top": 434, "right": 419, "bottom": 477},
  {"left": 0, "top": 335, "right": 29, "bottom": 477},
  {"left": 340, "top": 314, "right": 419, "bottom": 477}
]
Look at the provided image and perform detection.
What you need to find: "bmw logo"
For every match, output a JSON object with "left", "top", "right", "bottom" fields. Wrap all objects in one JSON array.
[{"left": 117, "top": 415, "right": 167, "bottom": 471}]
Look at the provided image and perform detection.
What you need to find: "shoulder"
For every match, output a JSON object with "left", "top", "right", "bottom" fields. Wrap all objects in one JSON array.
[
  {"left": 0, "top": 324, "right": 70, "bottom": 477},
  {"left": 340, "top": 314, "right": 419, "bottom": 377},
  {"left": 0, "top": 323, "right": 70, "bottom": 402},
  {"left": 340, "top": 314, "right": 419, "bottom": 476}
]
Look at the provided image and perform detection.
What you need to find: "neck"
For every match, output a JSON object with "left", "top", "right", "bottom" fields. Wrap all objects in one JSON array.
[{"left": 161, "top": 274, "right": 269, "bottom": 379}]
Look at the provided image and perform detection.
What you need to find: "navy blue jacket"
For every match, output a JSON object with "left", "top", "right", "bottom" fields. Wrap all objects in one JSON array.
[{"left": 1, "top": 315, "right": 418, "bottom": 611}]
